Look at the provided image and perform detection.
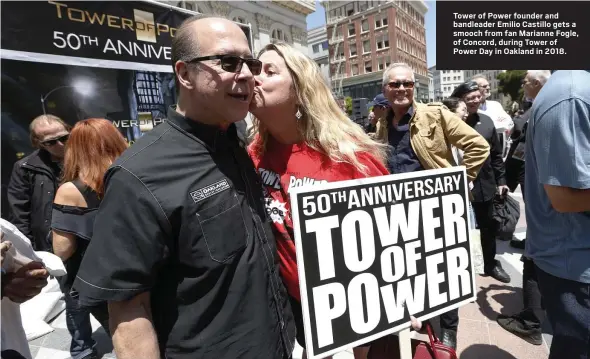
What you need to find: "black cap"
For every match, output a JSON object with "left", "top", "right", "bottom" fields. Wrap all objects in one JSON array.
[{"left": 451, "top": 81, "right": 480, "bottom": 98}]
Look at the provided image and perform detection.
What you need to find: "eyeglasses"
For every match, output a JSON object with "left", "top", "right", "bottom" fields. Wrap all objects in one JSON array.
[
  {"left": 186, "top": 55, "right": 262, "bottom": 75},
  {"left": 387, "top": 81, "right": 415, "bottom": 89},
  {"left": 41, "top": 134, "right": 68, "bottom": 146}
]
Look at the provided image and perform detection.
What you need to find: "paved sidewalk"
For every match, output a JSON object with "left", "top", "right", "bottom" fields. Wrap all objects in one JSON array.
[{"left": 29, "top": 189, "right": 547, "bottom": 359}]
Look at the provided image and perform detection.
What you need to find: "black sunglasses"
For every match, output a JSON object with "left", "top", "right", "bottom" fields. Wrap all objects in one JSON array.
[
  {"left": 387, "top": 81, "right": 415, "bottom": 89},
  {"left": 186, "top": 55, "right": 262, "bottom": 75},
  {"left": 41, "top": 134, "right": 68, "bottom": 146}
]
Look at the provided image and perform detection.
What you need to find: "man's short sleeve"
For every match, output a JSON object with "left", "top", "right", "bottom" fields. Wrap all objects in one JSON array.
[
  {"left": 74, "top": 166, "right": 171, "bottom": 304},
  {"left": 533, "top": 97, "right": 590, "bottom": 189}
]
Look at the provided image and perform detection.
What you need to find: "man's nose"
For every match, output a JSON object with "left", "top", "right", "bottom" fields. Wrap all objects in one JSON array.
[{"left": 237, "top": 62, "right": 254, "bottom": 79}]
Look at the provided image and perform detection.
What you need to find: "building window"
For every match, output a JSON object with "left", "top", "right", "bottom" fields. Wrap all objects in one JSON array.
[
  {"left": 365, "top": 60, "right": 372, "bottom": 73},
  {"left": 362, "top": 19, "right": 369, "bottom": 33},
  {"left": 272, "top": 28, "right": 288, "bottom": 42},
  {"left": 352, "top": 64, "right": 359, "bottom": 76},
  {"left": 313, "top": 44, "right": 320, "bottom": 53},
  {"left": 376, "top": 34, "right": 389, "bottom": 50},
  {"left": 348, "top": 23, "right": 356, "bottom": 37},
  {"left": 376, "top": 13, "right": 387, "bottom": 28},
  {"left": 360, "top": 1, "right": 368, "bottom": 12},
  {"left": 176, "top": 1, "right": 196, "bottom": 11},
  {"left": 378, "top": 57, "right": 390, "bottom": 71},
  {"left": 346, "top": 3, "right": 354, "bottom": 16},
  {"left": 322, "top": 40, "right": 329, "bottom": 50},
  {"left": 363, "top": 40, "right": 371, "bottom": 54},
  {"left": 350, "top": 43, "right": 357, "bottom": 57}
]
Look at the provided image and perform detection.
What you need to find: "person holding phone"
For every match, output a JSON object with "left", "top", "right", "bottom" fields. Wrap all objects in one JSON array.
[{"left": 452, "top": 82, "right": 511, "bottom": 284}]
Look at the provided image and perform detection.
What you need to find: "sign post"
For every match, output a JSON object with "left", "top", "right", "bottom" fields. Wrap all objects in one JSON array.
[{"left": 290, "top": 167, "right": 477, "bottom": 359}]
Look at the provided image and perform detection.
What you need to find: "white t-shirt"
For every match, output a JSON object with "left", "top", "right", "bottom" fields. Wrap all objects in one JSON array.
[{"left": 479, "top": 100, "right": 514, "bottom": 132}]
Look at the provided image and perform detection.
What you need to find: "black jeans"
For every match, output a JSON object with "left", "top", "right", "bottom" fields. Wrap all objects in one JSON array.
[
  {"left": 536, "top": 264, "right": 590, "bottom": 359},
  {"left": 64, "top": 291, "right": 110, "bottom": 359},
  {"left": 440, "top": 308, "right": 459, "bottom": 331},
  {"left": 471, "top": 200, "right": 498, "bottom": 272},
  {"left": 519, "top": 256, "right": 544, "bottom": 329}
]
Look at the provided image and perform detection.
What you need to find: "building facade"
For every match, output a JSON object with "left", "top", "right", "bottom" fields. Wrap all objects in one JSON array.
[
  {"left": 428, "top": 70, "right": 434, "bottom": 102},
  {"left": 429, "top": 66, "right": 465, "bottom": 101},
  {"left": 307, "top": 26, "right": 331, "bottom": 88},
  {"left": 323, "top": 0, "right": 428, "bottom": 102},
  {"left": 168, "top": 0, "right": 315, "bottom": 56}
]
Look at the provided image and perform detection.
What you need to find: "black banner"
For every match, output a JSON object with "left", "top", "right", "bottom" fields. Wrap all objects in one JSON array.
[
  {"left": 0, "top": 1, "right": 253, "bottom": 219},
  {"left": 290, "top": 168, "right": 476, "bottom": 359},
  {"left": 436, "top": 1, "right": 590, "bottom": 70},
  {"left": 0, "top": 0, "right": 251, "bottom": 67}
]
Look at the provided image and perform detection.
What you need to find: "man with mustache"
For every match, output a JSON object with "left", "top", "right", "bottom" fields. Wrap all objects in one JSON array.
[{"left": 74, "top": 16, "right": 295, "bottom": 359}]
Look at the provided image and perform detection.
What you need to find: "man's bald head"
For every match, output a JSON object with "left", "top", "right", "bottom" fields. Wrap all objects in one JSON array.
[
  {"left": 171, "top": 16, "right": 255, "bottom": 127},
  {"left": 171, "top": 16, "right": 248, "bottom": 80}
]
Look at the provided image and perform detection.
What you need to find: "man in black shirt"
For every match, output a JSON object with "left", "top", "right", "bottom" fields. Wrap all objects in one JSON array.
[
  {"left": 74, "top": 17, "right": 295, "bottom": 359},
  {"left": 452, "top": 81, "right": 511, "bottom": 284}
]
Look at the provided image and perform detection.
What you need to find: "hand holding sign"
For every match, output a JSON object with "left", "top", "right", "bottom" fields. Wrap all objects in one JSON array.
[{"left": 290, "top": 168, "right": 476, "bottom": 359}]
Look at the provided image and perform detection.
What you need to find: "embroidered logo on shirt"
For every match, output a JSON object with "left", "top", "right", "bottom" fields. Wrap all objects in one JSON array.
[{"left": 190, "top": 179, "right": 230, "bottom": 203}]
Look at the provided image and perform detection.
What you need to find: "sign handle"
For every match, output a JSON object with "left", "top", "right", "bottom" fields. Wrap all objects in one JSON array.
[{"left": 398, "top": 328, "right": 413, "bottom": 359}]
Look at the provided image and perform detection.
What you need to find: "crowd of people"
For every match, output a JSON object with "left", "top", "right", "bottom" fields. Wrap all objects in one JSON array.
[{"left": 1, "top": 14, "right": 589, "bottom": 359}]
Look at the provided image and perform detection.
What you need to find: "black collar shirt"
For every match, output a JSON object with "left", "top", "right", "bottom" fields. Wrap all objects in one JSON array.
[{"left": 74, "top": 107, "right": 296, "bottom": 359}]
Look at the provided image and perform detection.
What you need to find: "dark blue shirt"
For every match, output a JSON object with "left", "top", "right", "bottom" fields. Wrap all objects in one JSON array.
[{"left": 387, "top": 107, "right": 424, "bottom": 174}]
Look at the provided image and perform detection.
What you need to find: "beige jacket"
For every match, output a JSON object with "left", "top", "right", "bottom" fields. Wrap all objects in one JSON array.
[{"left": 373, "top": 102, "right": 489, "bottom": 183}]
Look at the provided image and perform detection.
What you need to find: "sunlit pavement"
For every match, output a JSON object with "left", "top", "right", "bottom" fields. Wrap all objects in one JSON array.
[{"left": 28, "top": 189, "right": 550, "bottom": 359}]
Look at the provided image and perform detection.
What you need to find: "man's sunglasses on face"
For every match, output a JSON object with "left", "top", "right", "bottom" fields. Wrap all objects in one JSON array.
[
  {"left": 387, "top": 81, "right": 415, "bottom": 89},
  {"left": 186, "top": 55, "right": 263, "bottom": 75},
  {"left": 41, "top": 134, "right": 68, "bottom": 146}
]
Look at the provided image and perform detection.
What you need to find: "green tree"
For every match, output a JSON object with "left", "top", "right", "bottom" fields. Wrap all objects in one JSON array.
[
  {"left": 497, "top": 70, "right": 526, "bottom": 102},
  {"left": 345, "top": 96, "right": 353, "bottom": 115}
]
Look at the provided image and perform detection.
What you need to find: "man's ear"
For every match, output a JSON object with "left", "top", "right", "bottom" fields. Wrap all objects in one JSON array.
[{"left": 175, "top": 61, "right": 194, "bottom": 90}]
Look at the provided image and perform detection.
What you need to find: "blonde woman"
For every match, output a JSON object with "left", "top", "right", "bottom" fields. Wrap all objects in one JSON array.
[{"left": 247, "top": 42, "right": 420, "bottom": 359}]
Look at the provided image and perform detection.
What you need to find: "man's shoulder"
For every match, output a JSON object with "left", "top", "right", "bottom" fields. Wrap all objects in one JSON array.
[
  {"left": 13, "top": 150, "right": 43, "bottom": 170},
  {"left": 535, "top": 71, "right": 590, "bottom": 113},
  {"left": 112, "top": 121, "right": 175, "bottom": 172},
  {"left": 414, "top": 102, "right": 446, "bottom": 118},
  {"left": 486, "top": 100, "right": 504, "bottom": 110},
  {"left": 478, "top": 112, "right": 495, "bottom": 126}
]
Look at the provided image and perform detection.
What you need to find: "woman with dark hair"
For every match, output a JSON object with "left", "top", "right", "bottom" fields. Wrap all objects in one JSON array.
[{"left": 51, "top": 118, "right": 128, "bottom": 359}]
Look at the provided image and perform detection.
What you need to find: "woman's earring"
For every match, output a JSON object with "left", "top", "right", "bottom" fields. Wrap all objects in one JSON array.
[{"left": 295, "top": 107, "right": 302, "bottom": 120}]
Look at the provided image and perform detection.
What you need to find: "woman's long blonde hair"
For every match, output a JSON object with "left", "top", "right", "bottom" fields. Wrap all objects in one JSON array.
[{"left": 249, "top": 42, "right": 388, "bottom": 174}]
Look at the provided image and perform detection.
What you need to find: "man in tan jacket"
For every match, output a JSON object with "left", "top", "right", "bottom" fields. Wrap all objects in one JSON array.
[
  {"left": 373, "top": 63, "right": 490, "bottom": 350},
  {"left": 374, "top": 63, "right": 489, "bottom": 184}
]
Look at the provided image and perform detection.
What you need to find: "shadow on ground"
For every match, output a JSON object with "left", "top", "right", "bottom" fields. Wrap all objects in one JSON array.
[{"left": 460, "top": 344, "right": 519, "bottom": 359}]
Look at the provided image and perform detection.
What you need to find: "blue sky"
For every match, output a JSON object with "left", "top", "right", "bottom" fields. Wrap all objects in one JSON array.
[{"left": 306, "top": 1, "right": 437, "bottom": 67}]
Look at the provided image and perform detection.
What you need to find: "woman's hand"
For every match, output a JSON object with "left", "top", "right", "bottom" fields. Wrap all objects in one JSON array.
[
  {"left": 410, "top": 316, "right": 423, "bottom": 331},
  {"left": 3, "top": 261, "right": 49, "bottom": 303}
]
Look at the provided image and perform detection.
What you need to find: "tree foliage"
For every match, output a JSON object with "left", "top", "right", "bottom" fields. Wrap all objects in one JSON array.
[
  {"left": 345, "top": 96, "right": 353, "bottom": 115},
  {"left": 497, "top": 70, "right": 526, "bottom": 102}
]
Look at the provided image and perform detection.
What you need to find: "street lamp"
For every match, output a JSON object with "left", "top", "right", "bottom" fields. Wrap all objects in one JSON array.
[{"left": 40, "top": 78, "right": 94, "bottom": 115}]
